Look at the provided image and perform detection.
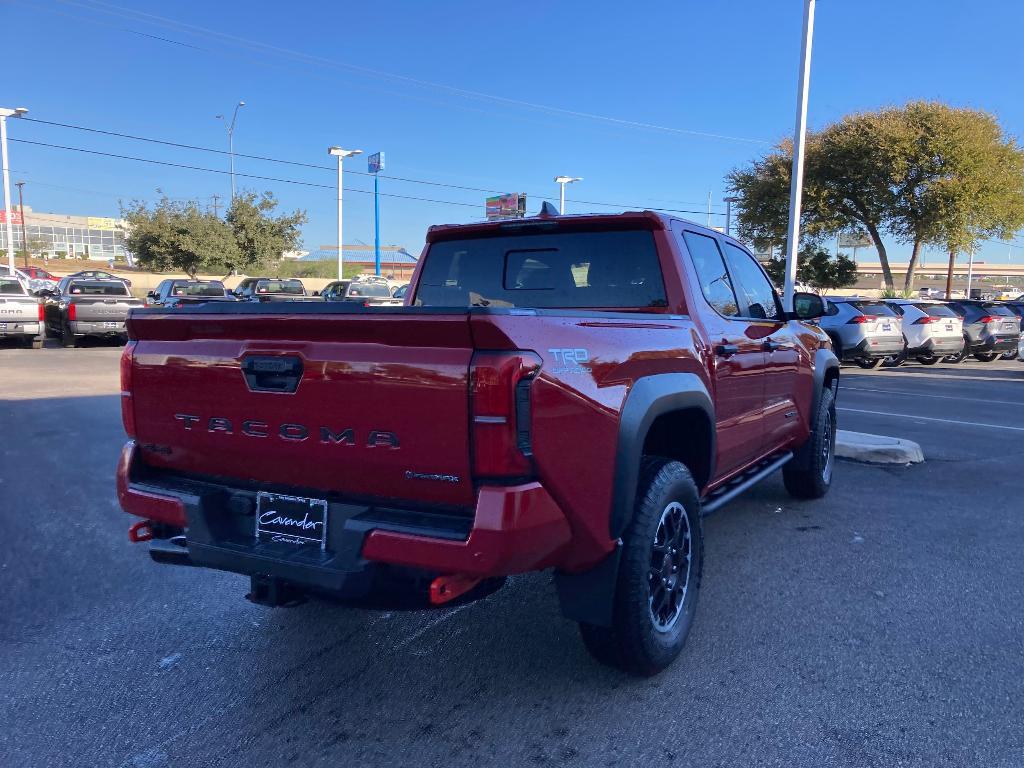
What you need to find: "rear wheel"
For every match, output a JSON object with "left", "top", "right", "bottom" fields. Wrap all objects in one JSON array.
[
  {"left": 579, "top": 458, "right": 703, "bottom": 677},
  {"left": 944, "top": 339, "right": 969, "bottom": 364},
  {"left": 916, "top": 354, "right": 940, "bottom": 365},
  {"left": 973, "top": 352, "right": 999, "bottom": 362},
  {"left": 882, "top": 347, "right": 907, "bottom": 367},
  {"left": 1001, "top": 349, "right": 1019, "bottom": 361},
  {"left": 783, "top": 386, "right": 836, "bottom": 500},
  {"left": 61, "top": 323, "right": 77, "bottom": 348},
  {"left": 855, "top": 358, "right": 883, "bottom": 369}
]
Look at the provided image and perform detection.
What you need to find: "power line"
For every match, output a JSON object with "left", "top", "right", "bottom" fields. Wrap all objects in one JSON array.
[
  {"left": 20, "top": 116, "right": 729, "bottom": 213},
  {"left": 12, "top": 136, "right": 728, "bottom": 217},
  {"left": 57, "top": 0, "right": 771, "bottom": 146}
]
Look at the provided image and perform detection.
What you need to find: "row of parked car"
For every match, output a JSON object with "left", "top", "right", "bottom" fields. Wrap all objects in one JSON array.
[
  {"left": 0, "top": 270, "right": 413, "bottom": 348},
  {"left": 816, "top": 296, "right": 1024, "bottom": 368}
]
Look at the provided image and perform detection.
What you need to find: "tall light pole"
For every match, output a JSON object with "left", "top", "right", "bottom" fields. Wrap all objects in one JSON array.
[
  {"left": 328, "top": 146, "right": 362, "bottom": 281},
  {"left": 554, "top": 176, "right": 582, "bottom": 214},
  {"left": 368, "top": 152, "right": 385, "bottom": 276},
  {"left": 1, "top": 106, "right": 28, "bottom": 275},
  {"left": 216, "top": 101, "right": 245, "bottom": 200},
  {"left": 782, "top": 0, "right": 816, "bottom": 309},
  {"left": 723, "top": 196, "right": 740, "bottom": 237},
  {"left": 15, "top": 181, "right": 28, "bottom": 268}
]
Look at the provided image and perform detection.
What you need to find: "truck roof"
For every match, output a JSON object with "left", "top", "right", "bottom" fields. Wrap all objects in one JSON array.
[{"left": 425, "top": 210, "right": 735, "bottom": 246}]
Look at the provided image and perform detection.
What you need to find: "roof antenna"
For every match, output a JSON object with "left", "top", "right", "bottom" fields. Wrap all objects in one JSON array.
[{"left": 538, "top": 201, "right": 559, "bottom": 218}]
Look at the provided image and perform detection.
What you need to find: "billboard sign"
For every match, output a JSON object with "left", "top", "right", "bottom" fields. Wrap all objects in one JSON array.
[
  {"left": 368, "top": 152, "right": 385, "bottom": 174},
  {"left": 0, "top": 210, "right": 23, "bottom": 225},
  {"left": 838, "top": 230, "right": 872, "bottom": 249},
  {"left": 485, "top": 193, "right": 527, "bottom": 220},
  {"left": 87, "top": 216, "right": 117, "bottom": 230}
]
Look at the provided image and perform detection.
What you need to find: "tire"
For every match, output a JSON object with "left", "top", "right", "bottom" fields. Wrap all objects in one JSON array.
[
  {"left": 881, "top": 347, "right": 907, "bottom": 367},
  {"left": 579, "top": 458, "right": 703, "bottom": 677},
  {"left": 61, "top": 323, "right": 77, "bottom": 348},
  {"left": 1001, "top": 350, "right": 1019, "bottom": 361},
  {"left": 916, "top": 354, "right": 940, "bottom": 365},
  {"left": 855, "top": 358, "right": 883, "bottom": 369},
  {"left": 973, "top": 352, "right": 999, "bottom": 362},
  {"left": 783, "top": 386, "right": 836, "bottom": 500},
  {"left": 944, "top": 339, "right": 969, "bottom": 364}
]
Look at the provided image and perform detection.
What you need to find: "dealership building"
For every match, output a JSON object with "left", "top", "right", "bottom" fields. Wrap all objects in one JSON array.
[{"left": 0, "top": 205, "right": 129, "bottom": 262}]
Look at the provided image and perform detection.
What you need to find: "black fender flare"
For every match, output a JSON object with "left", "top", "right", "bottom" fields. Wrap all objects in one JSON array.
[
  {"left": 789, "top": 348, "right": 840, "bottom": 471},
  {"left": 555, "top": 372, "right": 714, "bottom": 627}
]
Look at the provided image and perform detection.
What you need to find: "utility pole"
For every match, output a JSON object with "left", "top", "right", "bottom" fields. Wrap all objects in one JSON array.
[
  {"left": 554, "top": 176, "right": 582, "bottom": 214},
  {"left": 210, "top": 193, "right": 222, "bottom": 217},
  {"left": 1, "top": 106, "right": 28, "bottom": 275},
  {"left": 965, "top": 247, "right": 975, "bottom": 298},
  {"left": 15, "top": 181, "right": 28, "bottom": 267},
  {"left": 215, "top": 101, "right": 245, "bottom": 200},
  {"left": 782, "top": 0, "right": 817, "bottom": 310},
  {"left": 723, "top": 196, "right": 739, "bottom": 237},
  {"left": 368, "top": 152, "right": 385, "bottom": 276},
  {"left": 706, "top": 191, "right": 712, "bottom": 227},
  {"left": 945, "top": 250, "right": 956, "bottom": 299}
]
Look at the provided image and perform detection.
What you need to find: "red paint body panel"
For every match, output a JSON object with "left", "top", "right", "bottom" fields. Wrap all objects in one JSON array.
[
  {"left": 117, "top": 441, "right": 187, "bottom": 527},
  {"left": 120, "top": 211, "right": 831, "bottom": 584}
]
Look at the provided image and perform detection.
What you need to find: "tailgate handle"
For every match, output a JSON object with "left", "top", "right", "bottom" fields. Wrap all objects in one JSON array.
[{"left": 241, "top": 355, "right": 304, "bottom": 393}]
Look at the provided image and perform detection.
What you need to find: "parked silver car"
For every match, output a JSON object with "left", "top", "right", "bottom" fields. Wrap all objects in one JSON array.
[
  {"left": 817, "top": 297, "right": 904, "bottom": 369},
  {"left": 882, "top": 300, "right": 964, "bottom": 365}
]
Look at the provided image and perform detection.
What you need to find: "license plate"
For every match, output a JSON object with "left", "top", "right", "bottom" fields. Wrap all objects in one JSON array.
[
  {"left": 0, "top": 323, "right": 6, "bottom": 331},
  {"left": 102, "top": 321, "right": 120, "bottom": 329},
  {"left": 255, "top": 492, "right": 328, "bottom": 548},
  {"left": 882, "top": 323, "right": 891, "bottom": 331},
  {"left": 945, "top": 324, "right": 953, "bottom": 331}
]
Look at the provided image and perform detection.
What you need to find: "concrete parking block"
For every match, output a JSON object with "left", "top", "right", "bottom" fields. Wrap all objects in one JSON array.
[{"left": 836, "top": 429, "right": 924, "bottom": 464}]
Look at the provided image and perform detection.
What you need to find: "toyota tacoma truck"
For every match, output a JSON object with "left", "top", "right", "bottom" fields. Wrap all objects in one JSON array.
[
  {"left": 0, "top": 276, "right": 45, "bottom": 348},
  {"left": 117, "top": 208, "right": 839, "bottom": 675},
  {"left": 42, "top": 278, "right": 143, "bottom": 347}
]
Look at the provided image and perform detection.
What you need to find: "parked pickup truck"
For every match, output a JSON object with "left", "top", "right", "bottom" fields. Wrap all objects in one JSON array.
[
  {"left": 233, "top": 277, "right": 314, "bottom": 302},
  {"left": 0, "top": 276, "right": 45, "bottom": 348},
  {"left": 118, "top": 209, "right": 839, "bottom": 675},
  {"left": 43, "top": 278, "right": 143, "bottom": 347},
  {"left": 146, "top": 279, "right": 236, "bottom": 309}
]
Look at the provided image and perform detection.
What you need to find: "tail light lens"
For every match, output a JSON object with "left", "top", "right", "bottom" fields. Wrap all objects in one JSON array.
[
  {"left": 847, "top": 315, "right": 876, "bottom": 324},
  {"left": 914, "top": 316, "right": 941, "bottom": 324},
  {"left": 979, "top": 315, "right": 999, "bottom": 324},
  {"left": 37, "top": 302, "right": 45, "bottom": 321},
  {"left": 67, "top": 303, "right": 77, "bottom": 321},
  {"left": 470, "top": 351, "right": 542, "bottom": 479},
  {"left": 120, "top": 341, "right": 137, "bottom": 438}
]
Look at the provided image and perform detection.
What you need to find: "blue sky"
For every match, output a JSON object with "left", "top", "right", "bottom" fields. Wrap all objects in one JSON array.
[{"left": 3, "top": 0, "right": 1023, "bottom": 265}]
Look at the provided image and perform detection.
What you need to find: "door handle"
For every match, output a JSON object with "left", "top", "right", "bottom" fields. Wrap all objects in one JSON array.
[
  {"left": 763, "top": 339, "right": 785, "bottom": 352},
  {"left": 715, "top": 343, "right": 739, "bottom": 357}
]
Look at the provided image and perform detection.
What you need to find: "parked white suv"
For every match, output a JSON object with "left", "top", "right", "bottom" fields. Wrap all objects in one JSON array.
[{"left": 884, "top": 300, "right": 964, "bottom": 365}]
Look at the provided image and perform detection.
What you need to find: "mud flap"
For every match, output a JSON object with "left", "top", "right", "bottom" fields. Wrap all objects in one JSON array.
[{"left": 553, "top": 543, "right": 621, "bottom": 627}]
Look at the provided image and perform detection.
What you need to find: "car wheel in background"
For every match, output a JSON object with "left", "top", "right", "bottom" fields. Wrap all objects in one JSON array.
[
  {"left": 579, "top": 458, "right": 703, "bottom": 677},
  {"left": 783, "top": 386, "right": 836, "bottom": 500},
  {"left": 999, "top": 350, "right": 1018, "bottom": 361},
  {"left": 944, "top": 340, "right": 969, "bottom": 364},
  {"left": 916, "top": 354, "right": 941, "bottom": 365},
  {"left": 882, "top": 347, "right": 908, "bottom": 367},
  {"left": 973, "top": 352, "right": 999, "bottom": 362},
  {"left": 855, "top": 358, "right": 884, "bottom": 369}
]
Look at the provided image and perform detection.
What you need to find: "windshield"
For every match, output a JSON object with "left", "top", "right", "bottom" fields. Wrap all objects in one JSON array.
[
  {"left": 0, "top": 279, "right": 26, "bottom": 295},
  {"left": 256, "top": 280, "right": 304, "bottom": 295},
  {"left": 347, "top": 282, "right": 392, "bottom": 298},
  {"left": 67, "top": 281, "right": 131, "bottom": 296},
  {"left": 415, "top": 229, "right": 667, "bottom": 309},
  {"left": 172, "top": 281, "right": 225, "bottom": 297}
]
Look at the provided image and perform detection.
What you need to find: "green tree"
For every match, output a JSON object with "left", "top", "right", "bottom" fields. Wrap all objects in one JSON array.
[
  {"left": 763, "top": 246, "right": 858, "bottom": 293},
  {"left": 728, "top": 102, "right": 1024, "bottom": 291},
  {"left": 122, "top": 196, "right": 239, "bottom": 279},
  {"left": 226, "top": 192, "right": 307, "bottom": 274}
]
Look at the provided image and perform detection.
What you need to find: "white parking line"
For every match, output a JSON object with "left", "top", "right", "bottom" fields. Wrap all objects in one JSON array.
[
  {"left": 838, "top": 407, "right": 1024, "bottom": 432},
  {"left": 843, "top": 386, "right": 1023, "bottom": 406}
]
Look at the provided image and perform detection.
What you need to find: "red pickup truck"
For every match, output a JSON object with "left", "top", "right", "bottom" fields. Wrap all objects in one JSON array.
[{"left": 117, "top": 209, "right": 839, "bottom": 675}]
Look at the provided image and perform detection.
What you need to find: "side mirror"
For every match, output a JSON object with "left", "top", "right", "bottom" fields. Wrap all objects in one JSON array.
[
  {"left": 792, "top": 291, "right": 826, "bottom": 320},
  {"left": 146, "top": 291, "right": 157, "bottom": 300}
]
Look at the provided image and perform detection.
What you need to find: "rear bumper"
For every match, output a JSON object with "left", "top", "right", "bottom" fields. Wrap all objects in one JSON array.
[
  {"left": 915, "top": 337, "right": 963, "bottom": 356},
  {"left": 116, "top": 441, "right": 572, "bottom": 596},
  {"left": 0, "top": 321, "right": 42, "bottom": 338},
  {"left": 70, "top": 320, "right": 126, "bottom": 336},
  {"left": 847, "top": 337, "right": 904, "bottom": 360},
  {"left": 974, "top": 334, "right": 1019, "bottom": 352}
]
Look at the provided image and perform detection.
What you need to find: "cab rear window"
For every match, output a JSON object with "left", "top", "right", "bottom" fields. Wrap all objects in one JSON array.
[
  {"left": 173, "top": 282, "right": 225, "bottom": 297},
  {"left": 415, "top": 230, "right": 667, "bottom": 309},
  {"left": 256, "top": 280, "right": 304, "bottom": 295},
  {"left": 0, "top": 279, "right": 25, "bottom": 295},
  {"left": 68, "top": 281, "right": 130, "bottom": 296}
]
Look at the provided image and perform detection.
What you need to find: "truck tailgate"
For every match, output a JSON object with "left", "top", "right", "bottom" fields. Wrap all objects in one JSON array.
[
  {"left": 128, "top": 310, "right": 476, "bottom": 508},
  {"left": 0, "top": 296, "right": 41, "bottom": 322},
  {"left": 74, "top": 297, "right": 143, "bottom": 321}
]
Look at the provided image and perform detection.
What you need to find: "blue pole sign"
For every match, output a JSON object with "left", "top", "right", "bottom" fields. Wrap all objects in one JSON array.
[{"left": 369, "top": 152, "right": 384, "bottom": 275}]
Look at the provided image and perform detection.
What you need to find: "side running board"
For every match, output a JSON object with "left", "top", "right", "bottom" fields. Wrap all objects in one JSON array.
[{"left": 700, "top": 452, "right": 793, "bottom": 516}]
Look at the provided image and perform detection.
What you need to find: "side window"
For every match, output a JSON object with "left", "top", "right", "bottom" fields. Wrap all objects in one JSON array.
[
  {"left": 825, "top": 300, "right": 840, "bottom": 316},
  {"left": 722, "top": 243, "right": 781, "bottom": 320},
  {"left": 682, "top": 231, "right": 740, "bottom": 317}
]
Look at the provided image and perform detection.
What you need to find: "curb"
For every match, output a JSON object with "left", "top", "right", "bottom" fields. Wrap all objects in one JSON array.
[{"left": 835, "top": 430, "right": 924, "bottom": 465}]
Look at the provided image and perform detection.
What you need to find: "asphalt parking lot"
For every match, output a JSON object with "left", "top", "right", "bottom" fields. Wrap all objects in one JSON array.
[{"left": 1, "top": 345, "right": 1022, "bottom": 768}]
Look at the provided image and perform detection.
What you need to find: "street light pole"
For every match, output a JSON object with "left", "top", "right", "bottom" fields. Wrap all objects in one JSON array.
[
  {"left": 0, "top": 106, "right": 28, "bottom": 275},
  {"left": 216, "top": 101, "right": 245, "bottom": 200},
  {"left": 723, "top": 196, "right": 740, "bottom": 237},
  {"left": 328, "top": 146, "right": 363, "bottom": 281},
  {"left": 554, "top": 176, "right": 582, "bottom": 214},
  {"left": 782, "top": 0, "right": 816, "bottom": 309},
  {"left": 15, "top": 181, "right": 28, "bottom": 268}
]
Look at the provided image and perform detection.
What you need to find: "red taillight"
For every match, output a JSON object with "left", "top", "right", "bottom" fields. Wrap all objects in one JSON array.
[
  {"left": 120, "top": 341, "right": 137, "bottom": 438},
  {"left": 470, "top": 351, "right": 542, "bottom": 479},
  {"left": 914, "top": 316, "right": 941, "bottom": 324},
  {"left": 67, "top": 303, "right": 77, "bottom": 321},
  {"left": 848, "top": 315, "right": 876, "bottom": 324},
  {"left": 979, "top": 315, "right": 999, "bottom": 324},
  {"left": 37, "top": 302, "right": 45, "bottom": 321}
]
